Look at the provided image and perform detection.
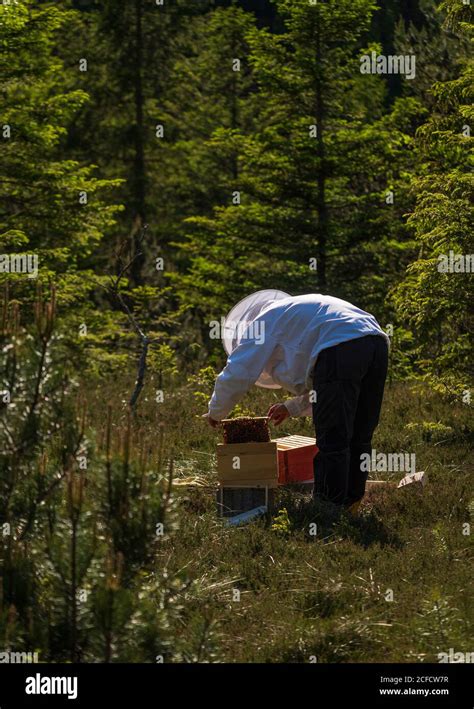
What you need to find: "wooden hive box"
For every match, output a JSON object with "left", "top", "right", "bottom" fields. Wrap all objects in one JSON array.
[
  {"left": 217, "top": 441, "right": 278, "bottom": 487},
  {"left": 216, "top": 441, "right": 278, "bottom": 518},
  {"left": 273, "top": 435, "right": 318, "bottom": 485}
]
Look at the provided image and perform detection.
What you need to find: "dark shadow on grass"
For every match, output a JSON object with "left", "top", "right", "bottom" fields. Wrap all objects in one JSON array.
[
  {"left": 274, "top": 488, "right": 404, "bottom": 549},
  {"left": 335, "top": 509, "right": 405, "bottom": 550}
]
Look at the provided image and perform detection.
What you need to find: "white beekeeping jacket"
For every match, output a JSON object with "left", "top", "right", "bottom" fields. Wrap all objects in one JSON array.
[{"left": 208, "top": 293, "right": 389, "bottom": 421}]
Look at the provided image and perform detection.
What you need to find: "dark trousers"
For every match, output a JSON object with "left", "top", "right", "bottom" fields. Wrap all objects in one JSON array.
[{"left": 312, "top": 334, "right": 388, "bottom": 506}]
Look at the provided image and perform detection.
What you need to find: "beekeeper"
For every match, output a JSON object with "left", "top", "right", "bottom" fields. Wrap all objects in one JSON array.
[{"left": 204, "top": 290, "right": 389, "bottom": 508}]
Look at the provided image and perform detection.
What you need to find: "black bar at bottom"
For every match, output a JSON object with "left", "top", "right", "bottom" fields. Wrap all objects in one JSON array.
[{"left": 0, "top": 663, "right": 471, "bottom": 707}]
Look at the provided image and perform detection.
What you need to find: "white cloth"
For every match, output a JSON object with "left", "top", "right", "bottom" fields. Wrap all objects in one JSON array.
[{"left": 208, "top": 294, "right": 389, "bottom": 420}]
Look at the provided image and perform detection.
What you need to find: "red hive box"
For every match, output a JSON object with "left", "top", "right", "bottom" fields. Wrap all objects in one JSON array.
[{"left": 273, "top": 435, "right": 318, "bottom": 485}]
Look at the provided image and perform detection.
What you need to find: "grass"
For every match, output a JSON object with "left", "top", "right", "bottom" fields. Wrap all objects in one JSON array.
[{"left": 85, "top": 373, "right": 473, "bottom": 663}]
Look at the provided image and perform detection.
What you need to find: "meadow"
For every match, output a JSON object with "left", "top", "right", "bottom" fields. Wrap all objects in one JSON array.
[{"left": 69, "top": 371, "right": 472, "bottom": 663}]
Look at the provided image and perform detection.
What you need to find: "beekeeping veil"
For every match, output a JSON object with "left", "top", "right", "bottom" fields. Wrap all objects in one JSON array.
[{"left": 222, "top": 289, "right": 290, "bottom": 389}]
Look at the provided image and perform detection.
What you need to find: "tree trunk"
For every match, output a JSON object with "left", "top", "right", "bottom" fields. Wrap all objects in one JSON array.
[
  {"left": 315, "top": 19, "right": 328, "bottom": 291},
  {"left": 131, "top": 0, "right": 146, "bottom": 285},
  {"left": 70, "top": 519, "right": 78, "bottom": 662}
]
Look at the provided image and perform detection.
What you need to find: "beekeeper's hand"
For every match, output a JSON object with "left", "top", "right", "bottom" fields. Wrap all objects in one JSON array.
[
  {"left": 202, "top": 413, "right": 220, "bottom": 428},
  {"left": 267, "top": 403, "right": 290, "bottom": 426}
]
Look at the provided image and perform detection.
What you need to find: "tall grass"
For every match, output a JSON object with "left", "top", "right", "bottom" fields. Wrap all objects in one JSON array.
[{"left": 1, "top": 289, "right": 472, "bottom": 662}]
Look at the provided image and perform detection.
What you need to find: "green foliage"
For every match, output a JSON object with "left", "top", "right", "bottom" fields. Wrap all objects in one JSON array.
[
  {"left": 187, "top": 365, "right": 218, "bottom": 409},
  {"left": 404, "top": 421, "right": 455, "bottom": 444},
  {"left": 0, "top": 290, "right": 187, "bottom": 661},
  {"left": 395, "top": 0, "right": 471, "bottom": 106},
  {"left": 0, "top": 0, "right": 123, "bottom": 281},
  {"left": 392, "top": 0, "right": 473, "bottom": 390},
  {"left": 271, "top": 507, "right": 292, "bottom": 536},
  {"left": 171, "top": 0, "right": 421, "bottom": 336}
]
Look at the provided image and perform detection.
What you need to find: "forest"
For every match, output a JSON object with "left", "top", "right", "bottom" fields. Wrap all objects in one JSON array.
[{"left": 0, "top": 0, "right": 472, "bottom": 666}]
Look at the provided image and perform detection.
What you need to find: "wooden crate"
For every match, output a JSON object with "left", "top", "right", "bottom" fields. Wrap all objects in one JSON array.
[
  {"left": 216, "top": 441, "right": 278, "bottom": 486},
  {"left": 216, "top": 441, "right": 278, "bottom": 518},
  {"left": 366, "top": 480, "right": 397, "bottom": 490},
  {"left": 274, "top": 435, "right": 318, "bottom": 485}
]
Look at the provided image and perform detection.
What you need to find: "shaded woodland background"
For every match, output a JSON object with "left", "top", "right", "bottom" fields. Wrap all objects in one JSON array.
[
  {"left": 2, "top": 0, "right": 472, "bottom": 384},
  {"left": 0, "top": 0, "right": 472, "bottom": 663}
]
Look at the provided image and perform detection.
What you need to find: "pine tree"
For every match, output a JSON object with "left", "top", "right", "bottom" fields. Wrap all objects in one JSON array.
[
  {"left": 61, "top": 0, "right": 210, "bottom": 285},
  {"left": 393, "top": 0, "right": 473, "bottom": 393},
  {"left": 162, "top": 4, "right": 262, "bottom": 348},
  {"left": 161, "top": 5, "right": 258, "bottom": 233},
  {"left": 394, "top": 0, "right": 471, "bottom": 107},
  {"left": 0, "top": 0, "right": 121, "bottom": 296},
  {"left": 172, "top": 0, "right": 421, "bottom": 341}
]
